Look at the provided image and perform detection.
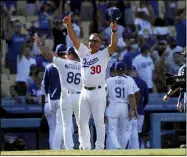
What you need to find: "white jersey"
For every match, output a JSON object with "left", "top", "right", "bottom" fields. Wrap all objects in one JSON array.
[
  {"left": 106, "top": 76, "right": 134, "bottom": 103},
  {"left": 53, "top": 56, "right": 82, "bottom": 92},
  {"left": 75, "top": 43, "right": 110, "bottom": 87}
]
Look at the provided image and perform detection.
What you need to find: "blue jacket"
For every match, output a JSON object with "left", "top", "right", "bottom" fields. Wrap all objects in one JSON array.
[
  {"left": 132, "top": 77, "right": 149, "bottom": 115},
  {"left": 43, "top": 63, "right": 61, "bottom": 100}
]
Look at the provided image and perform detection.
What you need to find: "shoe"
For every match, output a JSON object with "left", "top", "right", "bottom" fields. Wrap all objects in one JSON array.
[{"left": 180, "top": 144, "right": 186, "bottom": 148}]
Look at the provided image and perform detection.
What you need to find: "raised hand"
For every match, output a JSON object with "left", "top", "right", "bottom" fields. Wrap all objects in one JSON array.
[
  {"left": 63, "top": 15, "right": 72, "bottom": 25},
  {"left": 110, "top": 22, "right": 118, "bottom": 31},
  {"left": 33, "top": 33, "right": 42, "bottom": 47}
]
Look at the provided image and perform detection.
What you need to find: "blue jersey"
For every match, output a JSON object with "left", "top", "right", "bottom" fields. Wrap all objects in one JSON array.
[
  {"left": 132, "top": 76, "right": 149, "bottom": 115},
  {"left": 6, "top": 33, "right": 26, "bottom": 61},
  {"left": 42, "top": 63, "right": 61, "bottom": 100}
]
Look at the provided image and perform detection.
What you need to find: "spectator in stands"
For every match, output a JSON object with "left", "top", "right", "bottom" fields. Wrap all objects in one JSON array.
[
  {"left": 26, "top": 0, "right": 40, "bottom": 16},
  {"left": 164, "top": 1, "right": 177, "bottom": 26},
  {"left": 2, "top": 0, "right": 17, "bottom": 15},
  {"left": 8, "top": 85, "right": 22, "bottom": 103},
  {"left": 136, "top": 1, "right": 155, "bottom": 25},
  {"left": 154, "top": 43, "right": 169, "bottom": 93},
  {"left": 52, "top": 19, "right": 67, "bottom": 51},
  {"left": 123, "top": 1, "right": 134, "bottom": 26},
  {"left": 26, "top": 68, "right": 44, "bottom": 104},
  {"left": 16, "top": 37, "right": 37, "bottom": 96},
  {"left": 168, "top": 51, "right": 184, "bottom": 75},
  {"left": 153, "top": 18, "right": 170, "bottom": 39},
  {"left": 134, "top": 11, "right": 153, "bottom": 39},
  {"left": 5, "top": 18, "right": 26, "bottom": 74},
  {"left": 122, "top": 38, "right": 140, "bottom": 68},
  {"left": 146, "top": 0, "right": 159, "bottom": 17},
  {"left": 166, "top": 37, "right": 183, "bottom": 66},
  {"left": 132, "top": 45, "right": 155, "bottom": 93},
  {"left": 26, "top": 65, "right": 37, "bottom": 87},
  {"left": 175, "top": 9, "right": 186, "bottom": 47}
]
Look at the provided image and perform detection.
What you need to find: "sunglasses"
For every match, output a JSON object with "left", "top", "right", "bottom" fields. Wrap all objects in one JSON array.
[{"left": 89, "top": 39, "right": 100, "bottom": 44}]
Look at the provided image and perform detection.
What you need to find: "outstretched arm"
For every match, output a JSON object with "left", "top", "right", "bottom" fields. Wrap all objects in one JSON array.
[
  {"left": 63, "top": 15, "right": 80, "bottom": 50},
  {"left": 108, "top": 22, "right": 118, "bottom": 55},
  {"left": 33, "top": 33, "right": 54, "bottom": 62}
]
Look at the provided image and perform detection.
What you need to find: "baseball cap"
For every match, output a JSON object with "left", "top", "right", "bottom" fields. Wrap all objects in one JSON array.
[
  {"left": 111, "top": 8, "right": 122, "bottom": 22},
  {"left": 115, "top": 62, "right": 125, "bottom": 71},
  {"left": 55, "top": 44, "right": 67, "bottom": 56},
  {"left": 66, "top": 47, "right": 76, "bottom": 55}
]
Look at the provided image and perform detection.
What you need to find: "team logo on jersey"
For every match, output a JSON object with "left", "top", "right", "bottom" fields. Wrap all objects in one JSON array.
[{"left": 82, "top": 57, "right": 99, "bottom": 67}]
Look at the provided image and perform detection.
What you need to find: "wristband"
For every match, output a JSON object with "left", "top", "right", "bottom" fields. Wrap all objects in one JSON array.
[{"left": 112, "top": 30, "right": 117, "bottom": 32}]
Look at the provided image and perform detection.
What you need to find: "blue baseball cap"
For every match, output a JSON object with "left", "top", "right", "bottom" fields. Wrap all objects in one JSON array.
[
  {"left": 115, "top": 62, "right": 125, "bottom": 71},
  {"left": 55, "top": 44, "right": 67, "bottom": 56},
  {"left": 66, "top": 47, "right": 76, "bottom": 55},
  {"left": 111, "top": 8, "right": 122, "bottom": 22}
]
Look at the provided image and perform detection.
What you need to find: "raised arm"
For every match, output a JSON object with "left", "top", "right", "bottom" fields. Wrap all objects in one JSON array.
[
  {"left": 33, "top": 33, "right": 54, "bottom": 62},
  {"left": 108, "top": 22, "right": 118, "bottom": 55},
  {"left": 63, "top": 15, "right": 80, "bottom": 50}
]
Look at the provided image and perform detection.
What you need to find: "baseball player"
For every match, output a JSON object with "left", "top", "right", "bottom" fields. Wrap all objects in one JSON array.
[
  {"left": 63, "top": 14, "right": 118, "bottom": 150},
  {"left": 105, "top": 62, "right": 136, "bottom": 149},
  {"left": 33, "top": 34, "right": 82, "bottom": 150},
  {"left": 41, "top": 44, "right": 66, "bottom": 150},
  {"left": 128, "top": 66, "right": 149, "bottom": 149}
]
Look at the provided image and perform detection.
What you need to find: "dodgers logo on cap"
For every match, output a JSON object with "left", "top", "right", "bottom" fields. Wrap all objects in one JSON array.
[{"left": 55, "top": 44, "right": 67, "bottom": 56}]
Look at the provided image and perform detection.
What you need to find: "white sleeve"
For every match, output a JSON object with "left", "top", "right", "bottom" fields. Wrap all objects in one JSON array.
[
  {"left": 103, "top": 47, "right": 111, "bottom": 62},
  {"left": 41, "top": 81, "right": 46, "bottom": 95},
  {"left": 130, "top": 78, "right": 140, "bottom": 93},
  {"left": 75, "top": 43, "right": 90, "bottom": 58},
  {"left": 127, "top": 80, "right": 134, "bottom": 95},
  {"left": 150, "top": 58, "right": 155, "bottom": 71},
  {"left": 52, "top": 56, "right": 65, "bottom": 69}
]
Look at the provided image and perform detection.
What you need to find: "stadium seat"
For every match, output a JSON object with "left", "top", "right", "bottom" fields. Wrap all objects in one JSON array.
[
  {"left": 12, "top": 16, "right": 26, "bottom": 24},
  {"left": 26, "top": 16, "right": 38, "bottom": 22}
]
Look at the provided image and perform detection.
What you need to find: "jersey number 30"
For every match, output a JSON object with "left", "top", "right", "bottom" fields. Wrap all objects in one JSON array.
[
  {"left": 115, "top": 87, "right": 125, "bottom": 98},
  {"left": 91, "top": 65, "right": 101, "bottom": 74},
  {"left": 67, "top": 72, "right": 81, "bottom": 85}
]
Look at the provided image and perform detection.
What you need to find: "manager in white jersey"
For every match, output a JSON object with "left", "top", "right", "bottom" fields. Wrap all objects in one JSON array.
[
  {"left": 33, "top": 34, "right": 82, "bottom": 150},
  {"left": 63, "top": 14, "right": 118, "bottom": 149},
  {"left": 105, "top": 62, "right": 136, "bottom": 149}
]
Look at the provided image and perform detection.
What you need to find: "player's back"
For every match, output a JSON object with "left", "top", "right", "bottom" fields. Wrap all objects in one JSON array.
[
  {"left": 62, "top": 60, "right": 82, "bottom": 92},
  {"left": 53, "top": 56, "right": 82, "bottom": 92},
  {"left": 106, "top": 76, "right": 129, "bottom": 103}
]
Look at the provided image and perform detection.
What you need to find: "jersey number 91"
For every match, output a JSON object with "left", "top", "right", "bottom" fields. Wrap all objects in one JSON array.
[{"left": 115, "top": 87, "right": 125, "bottom": 98}]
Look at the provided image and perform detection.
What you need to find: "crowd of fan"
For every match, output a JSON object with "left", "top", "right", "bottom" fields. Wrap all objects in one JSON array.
[{"left": 1, "top": 0, "right": 186, "bottom": 105}]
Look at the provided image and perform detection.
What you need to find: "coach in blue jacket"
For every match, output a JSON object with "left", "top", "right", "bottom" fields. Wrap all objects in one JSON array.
[
  {"left": 41, "top": 44, "right": 66, "bottom": 150},
  {"left": 128, "top": 66, "right": 149, "bottom": 148}
]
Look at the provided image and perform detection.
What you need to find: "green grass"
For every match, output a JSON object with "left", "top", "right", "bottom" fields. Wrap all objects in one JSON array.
[{"left": 1, "top": 149, "right": 186, "bottom": 156}]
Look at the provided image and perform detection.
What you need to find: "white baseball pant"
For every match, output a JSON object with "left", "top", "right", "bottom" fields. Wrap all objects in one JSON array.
[
  {"left": 105, "top": 101, "right": 129, "bottom": 149},
  {"left": 48, "top": 98, "right": 65, "bottom": 150},
  {"left": 67, "top": 92, "right": 82, "bottom": 148},
  {"left": 78, "top": 87, "right": 106, "bottom": 150},
  {"left": 128, "top": 119, "right": 139, "bottom": 149},
  {"left": 60, "top": 91, "right": 74, "bottom": 150},
  {"left": 137, "top": 115, "right": 144, "bottom": 133},
  {"left": 44, "top": 102, "right": 55, "bottom": 149}
]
